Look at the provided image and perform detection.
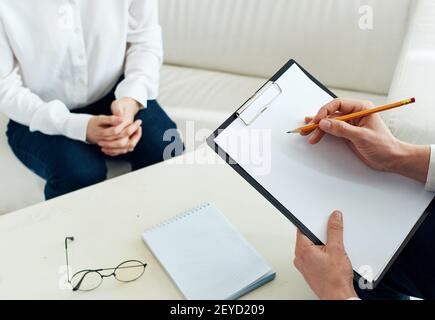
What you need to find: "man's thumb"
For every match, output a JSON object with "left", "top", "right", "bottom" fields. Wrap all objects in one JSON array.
[
  {"left": 319, "top": 119, "right": 361, "bottom": 141},
  {"left": 327, "top": 211, "right": 344, "bottom": 249}
]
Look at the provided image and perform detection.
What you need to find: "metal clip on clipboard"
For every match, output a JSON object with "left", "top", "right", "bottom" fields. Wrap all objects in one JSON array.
[{"left": 236, "top": 81, "right": 283, "bottom": 126}]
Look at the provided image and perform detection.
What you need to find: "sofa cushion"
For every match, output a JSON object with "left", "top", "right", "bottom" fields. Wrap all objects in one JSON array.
[
  {"left": 160, "top": 0, "right": 412, "bottom": 95},
  {"left": 0, "top": 114, "right": 45, "bottom": 214},
  {"left": 382, "top": 0, "right": 435, "bottom": 146},
  {"left": 160, "top": 64, "right": 388, "bottom": 138}
]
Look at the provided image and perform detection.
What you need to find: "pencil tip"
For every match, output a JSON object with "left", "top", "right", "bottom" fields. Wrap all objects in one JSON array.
[
  {"left": 287, "top": 130, "right": 298, "bottom": 134},
  {"left": 411, "top": 97, "right": 416, "bottom": 103}
]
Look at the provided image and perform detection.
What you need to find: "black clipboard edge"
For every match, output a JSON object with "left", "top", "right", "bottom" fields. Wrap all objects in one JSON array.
[{"left": 206, "top": 58, "right": 435, "bottom": 290}]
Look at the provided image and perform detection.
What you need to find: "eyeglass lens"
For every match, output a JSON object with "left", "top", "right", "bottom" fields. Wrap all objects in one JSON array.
[{"left": 70, "top": 260, "right": 146, "bottom": 291}]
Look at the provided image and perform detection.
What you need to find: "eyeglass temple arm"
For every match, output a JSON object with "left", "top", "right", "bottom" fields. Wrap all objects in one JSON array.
[
  {"left": 96, "top": 263, "right": 148, "bottom": 272},
  {"left": 71, "top": 272, "right": 87, "bottom": 291},
  {"left": 65, "top": 237, "right": 74, "bottom": 284}
]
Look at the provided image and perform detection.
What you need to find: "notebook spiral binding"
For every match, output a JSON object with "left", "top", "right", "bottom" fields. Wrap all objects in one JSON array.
[{"left": 144, "top": 203, "right": 211, "bottom": 233}]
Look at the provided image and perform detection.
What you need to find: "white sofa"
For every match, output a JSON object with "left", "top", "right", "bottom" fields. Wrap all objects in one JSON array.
[{"left": 1, "top": 0, "right": 435, "bottom": 214}]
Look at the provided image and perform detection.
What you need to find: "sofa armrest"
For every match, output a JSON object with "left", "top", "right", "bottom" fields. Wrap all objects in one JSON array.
[{"left": 383, "top": 0, "right": 435, "bottom": 145}]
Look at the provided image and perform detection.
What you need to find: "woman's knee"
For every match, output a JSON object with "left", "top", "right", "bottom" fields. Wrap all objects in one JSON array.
[
  {"left": 132, "top": 101, "right": 184, "bottom": 167},
  {"left": 50, "top": 162, "right": 106, "bottom": 190},
  {"left": 131, "top": 129, "right": 184, "bottom": 170},
  {"left": 68, "top": 165, "right": 107, "bottom": 189},
  {"left": 45, "top": 148, "right": 107, "bottom": 196}
]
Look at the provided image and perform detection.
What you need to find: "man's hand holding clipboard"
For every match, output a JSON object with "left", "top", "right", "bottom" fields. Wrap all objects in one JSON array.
[
  {"left": 293, "top": 98, "right": 431, "bottom": 300},
  {"left": 208, "top": 60, "right": 435, "bottom": 299}
]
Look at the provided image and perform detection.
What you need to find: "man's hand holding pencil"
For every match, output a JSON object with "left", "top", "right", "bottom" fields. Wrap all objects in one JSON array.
[
  {"left": 300, "top": 98, "right": 430, "bottom": 184},
  {"left": 293, "top": 98, "right": 431, "bottom": 300}
]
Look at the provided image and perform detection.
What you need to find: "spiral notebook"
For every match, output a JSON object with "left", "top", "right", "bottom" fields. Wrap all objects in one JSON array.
[{"left": 142, "top": 203, "right": 276, "bottom": 300}]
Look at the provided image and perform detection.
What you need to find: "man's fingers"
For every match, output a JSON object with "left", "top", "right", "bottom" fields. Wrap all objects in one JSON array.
[
  {"left": 296, "top": 229, "right": 314, "bottom": 249},
  {"left": 318, "top": 119, "right": 365, "bottom": 142},
  {"left": 306, "top": 99, "right": 372, "bottom": 143},
  {"left": 305, "top": 116, "right": 314, "bottom": 124},
  {"left": 300, "top": 129, "right": 313, "bottom": 137},
  {"left": 308, "top": 128, "right": 325, "bottom": 144},
  {"left": 295, "top": 229, "right": 316, "bottom": 260},
  {"left": 327, "top": 211, "right": 344, "bottom": 250},
  {"left": 314, "top": 99, "right": 372, "bottom": 124},
  {"left": 303, "top": 110, "right": 347, "bottom": 139},
  {"left": 299, "top": 116, "right": 315, "bottom": 136}
]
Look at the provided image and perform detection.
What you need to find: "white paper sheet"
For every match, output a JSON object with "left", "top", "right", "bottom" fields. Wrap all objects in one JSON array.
[{"left": 214, "top": 64, "right": 434, "bottom": 282}]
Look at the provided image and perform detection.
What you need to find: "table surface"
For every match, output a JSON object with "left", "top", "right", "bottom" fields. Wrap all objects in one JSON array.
[{"left": 0, "top": 145, "right": 315, "bottom": 299}]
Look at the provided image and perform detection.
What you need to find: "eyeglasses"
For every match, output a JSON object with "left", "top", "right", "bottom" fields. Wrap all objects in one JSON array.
[{"left": 65, "top": 237, "right": 147, "bottom": 291}]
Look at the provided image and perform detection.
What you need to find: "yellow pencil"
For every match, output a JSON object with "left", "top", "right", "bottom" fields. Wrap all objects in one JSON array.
[{"left": 287, "top": 97, "right": 415, "bottom": 134}]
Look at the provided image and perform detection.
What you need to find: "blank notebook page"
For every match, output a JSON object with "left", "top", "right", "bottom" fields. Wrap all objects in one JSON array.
[
  {"left": 214, "top": 64, "right": 434, "bottom": 282},
  {"left": 143, "top": 203, "right": 274, "bottom": 300}
]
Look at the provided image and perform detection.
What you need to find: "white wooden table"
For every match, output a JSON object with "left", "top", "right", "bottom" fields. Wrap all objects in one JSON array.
[{"left": 0, "top": 146, "right": 315, "bottom": 299}]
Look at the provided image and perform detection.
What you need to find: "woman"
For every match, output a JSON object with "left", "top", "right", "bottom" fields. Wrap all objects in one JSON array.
[{"left": 0, "top": 0, "right": 183, "bottom": 199}]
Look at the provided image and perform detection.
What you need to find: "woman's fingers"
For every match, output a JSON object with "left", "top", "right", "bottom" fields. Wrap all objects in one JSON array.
[
  {"left": 99, "top": 119, "right": 132, "bottom": 138},
  {"left": 100, "top": 127, "right": 142, "bottom": 156},
  {"left": 119, "top": 120, "right": 142, "bottom": 139},
  {"left": 96, "top": 115, "right": 123, "bottom": 127},
  {"left": 101, "top": 148, "right": 128, "bottom": 157},
  {"left": 98, "top": 136, "right": 129, "bottom": 149},
  {"left": 128, "top": 126, "right": 142, "bottom": 149},
  {"left": 116, "top": 126, "right": 142, "bottom": 152},
  {"left": 100, "top": 120, "right": 142, "bottom": 141}
]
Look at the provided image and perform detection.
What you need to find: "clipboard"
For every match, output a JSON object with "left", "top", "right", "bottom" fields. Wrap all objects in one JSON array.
[{"left": 207, "top": 59, "right": 435, "bottom": 289}]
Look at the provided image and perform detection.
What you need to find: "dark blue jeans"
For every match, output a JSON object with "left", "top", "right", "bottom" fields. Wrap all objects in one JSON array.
[
  {"left": 354, "top": 208, "right": 435, "bottom": 300},
  {"left": 7, "top": 91, "right": 183, "bottom": 200}
]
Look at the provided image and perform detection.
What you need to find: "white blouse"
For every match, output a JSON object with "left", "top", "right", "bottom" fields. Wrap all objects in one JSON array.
[{"left": 0, "top": 0, "right": 162, "bottom": 142}]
